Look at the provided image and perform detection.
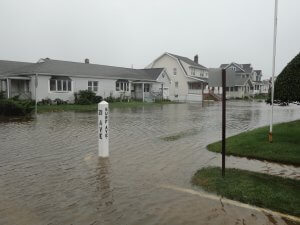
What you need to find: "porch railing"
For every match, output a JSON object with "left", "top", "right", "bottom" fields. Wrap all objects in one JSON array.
[{"left": 10, "top": 91, "right": 32, "bottom": 100}]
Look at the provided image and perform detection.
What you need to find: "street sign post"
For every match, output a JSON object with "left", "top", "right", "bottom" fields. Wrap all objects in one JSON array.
[{"left": 222, "top": 69, "right": 226, "bottom": 177}]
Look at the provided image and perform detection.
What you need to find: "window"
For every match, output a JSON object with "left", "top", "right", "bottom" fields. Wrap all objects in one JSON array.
[
  {"left": 234, "top": 86, "right": 238, "bottom": 91},
  {"left": 230, "top": 66, "right": 236, "bottom": 71},
  {"left": 116, "top": 80, "right": 129, "bottom": 91},
  {"left": 50, "top": 78, "right": 72, "bottom": 92},
  {"left": 190, "top": 68, "right": 195, "bottom": 75},
  {"left": 173, "top": 68, "right": 177, "bottom": 75},
  {"left": 230, "top": 87, "right": 234, "bottom": 92},
  {"left": 88, "top": 81, "right": 98, "bottom": 92},
  {"left": 175, "top": 82, "right": 179, "bottom": 88},
  {"left": 144, "top": 84, "right": 150, "bottom": 92},
  {"left": 188, "top": 82, "right": 201, "bottom": 90}
]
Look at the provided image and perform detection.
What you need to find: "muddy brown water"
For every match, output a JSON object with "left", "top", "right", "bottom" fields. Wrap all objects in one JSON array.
[{"left": 0, "top": 101, "right": 299, "bottom": 225}]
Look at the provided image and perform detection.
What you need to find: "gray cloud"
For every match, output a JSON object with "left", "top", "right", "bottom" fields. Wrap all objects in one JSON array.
[{"left": 0, "top": 0, "right": 299, "bottom": 79}]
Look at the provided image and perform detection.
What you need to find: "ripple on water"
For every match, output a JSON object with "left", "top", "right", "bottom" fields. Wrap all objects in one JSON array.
[{"left": 0, "top": 102, "right": 300, "bottom": 225}]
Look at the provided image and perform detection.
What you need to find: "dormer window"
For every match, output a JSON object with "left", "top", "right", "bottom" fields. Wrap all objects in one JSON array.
[
  {"left": 173, "top": 68, "right": 177, "bottom": 75},
  {"left": 190, "top": 68, "right": 195, "bottom": 75}
]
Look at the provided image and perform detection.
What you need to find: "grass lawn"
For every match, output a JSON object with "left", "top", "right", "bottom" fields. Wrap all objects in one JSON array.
[
  {"left": 37, "top": 101, "right": 177, "bottom": 113},
  {"left": 192, "top": 167, "right": 300, "bottom": 216},
  {"left": 207, "top": 120, "right": 300, "bottom": 166}
]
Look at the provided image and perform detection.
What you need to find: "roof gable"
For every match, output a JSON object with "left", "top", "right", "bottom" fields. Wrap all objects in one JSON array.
[{"left": 167, "top": 53, "right": 207, "bottom": 69}]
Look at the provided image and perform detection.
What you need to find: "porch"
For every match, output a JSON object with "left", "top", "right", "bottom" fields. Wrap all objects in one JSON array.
[
  {"left": 131, "top": 81, "right": 163, "bottom": 102},
  {"left": 0, "top": 77, "right": 31, "bottom": 99}
]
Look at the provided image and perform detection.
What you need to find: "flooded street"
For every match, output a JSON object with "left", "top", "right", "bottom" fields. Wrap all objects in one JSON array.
[{"left": 0, "top": 101, "right": 300, "bottom": 225}]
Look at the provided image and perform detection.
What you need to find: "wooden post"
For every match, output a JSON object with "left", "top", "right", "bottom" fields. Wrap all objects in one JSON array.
[
  {"left": 222, "top": 69, "right": 226, "bottom": 177},
  {"left": 98, "top": 101, "right": 109, "bottom": 157}
]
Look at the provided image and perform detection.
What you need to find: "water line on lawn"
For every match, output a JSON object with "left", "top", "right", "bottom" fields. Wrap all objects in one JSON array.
[{"left": 159, "top": 184, "right": 300, "bottom": 223}]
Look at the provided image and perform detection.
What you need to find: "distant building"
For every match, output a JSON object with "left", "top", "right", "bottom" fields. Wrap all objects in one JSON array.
[
  {"left": 0, "top": 58, "right": 171, "bottom": 102},
  {"left": 147, "top": 52, "right": 208, "bottom": 101},
  {"left": 216, "top": 62, "right": 264, "bottom": 97},
  {"left": 208, "top": 68, "right": 253, "bottom": 99},
  {"left": 261, "top": 79, "right": 271, "bottom": 95}
]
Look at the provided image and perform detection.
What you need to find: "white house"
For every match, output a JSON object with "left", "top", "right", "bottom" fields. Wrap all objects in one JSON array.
[
  {"left": 261, "top": 79, "right": 270, "bottom": 95},
  {"left": 0, "top": 58, "right": 171, "bottom": 102},
  {"left": 147, "top": 52, "right": 208, "bottom": 102}
]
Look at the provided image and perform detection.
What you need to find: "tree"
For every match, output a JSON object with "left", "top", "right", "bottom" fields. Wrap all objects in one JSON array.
[{"left": 274, "top": 52, "right": 300, "bottom": 103}]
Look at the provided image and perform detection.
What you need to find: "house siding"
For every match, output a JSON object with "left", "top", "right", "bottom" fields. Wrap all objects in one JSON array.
[{"left": 150, "top": 54, "right": 205, "bottom": 101}]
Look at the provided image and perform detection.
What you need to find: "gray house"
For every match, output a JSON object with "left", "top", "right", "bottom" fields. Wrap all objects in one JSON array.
[
  {"left": 0, "top": 58, "right": 171, "bottom": 102},
  {"left": 208, "top": 68, "right": 253, "bottom": 99},
  {"left": 219, "top": 62, "right": 263, "bottom": 95}
]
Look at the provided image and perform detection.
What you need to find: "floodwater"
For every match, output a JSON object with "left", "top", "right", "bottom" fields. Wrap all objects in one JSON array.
[{"left": 0, "top": 101, "right": 300, "bottom": 225}]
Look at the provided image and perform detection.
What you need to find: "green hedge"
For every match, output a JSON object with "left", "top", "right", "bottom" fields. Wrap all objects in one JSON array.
[
  {"left": 274, "top": 52, "right": 300, "bottom": 102},
  {"left": 0, "top": 99, "right": 35, "bottom": 116}
]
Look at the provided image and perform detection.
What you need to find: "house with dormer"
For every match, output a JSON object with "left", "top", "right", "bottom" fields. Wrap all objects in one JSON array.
[
  {"left": 219, "top": 62, "right": 263, "bottom": 96},
  {"left": 147, "top": 52, "right": 208, "bottom": 101}
]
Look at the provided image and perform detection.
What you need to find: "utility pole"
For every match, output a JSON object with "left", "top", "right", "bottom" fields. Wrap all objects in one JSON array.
[{"left": 269, "top": 0, "right": 278, "bottom": 143}]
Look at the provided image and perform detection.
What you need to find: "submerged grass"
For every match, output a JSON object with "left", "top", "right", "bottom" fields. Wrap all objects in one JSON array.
[
  {"left": 192, "top": 167, "right": 300, "bottom": 217},
  {"left": 161, "top": 129, "right": 198, "bottom": 141},
  {"left": 207, "top": 120, "right": 300, "bottom": 166},
  {"left": 37, "top": 101, "right": 178, "bottom": 113}
]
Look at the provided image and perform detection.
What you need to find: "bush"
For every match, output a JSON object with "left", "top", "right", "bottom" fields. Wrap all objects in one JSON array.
[
  {"left": 0, "top": 91, "right": 5, "bottom": 100},
  {"left": 54, "top": 98, "right": 67, "bottom": 105},
  {"left": 0, "top": 99, "right": 34, "bottom": 116},
  {"left": 94, "top": 95, "right": 103, "bottom": 103},
  {"left": 274, "top": 52, "right": 300, "bottom": 103},
  {"left": 77, "top": 98, "right": 92, "bottom": 105},
  {"left": 74, "top": 90, "right": 103, "bottom": 104},
  {"left": 38, "top": 98, "right": 53, "bottom": 105}
]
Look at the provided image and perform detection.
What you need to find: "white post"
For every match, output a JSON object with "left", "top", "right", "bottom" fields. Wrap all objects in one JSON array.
[
  {"left": 142, "top": 83, "right": 144, "bottom": 102},
  {"left": 6, "top": 78, "right": 10, "bottom": 98},
  {"left": 269, "top": 0, "right": 278, "bottom": 143},
  {"left": 98, "top": 101, "right": 109, "bottom": 157},
  {"left": 35, "top": 74, "right": 38, "bottom": 116}
]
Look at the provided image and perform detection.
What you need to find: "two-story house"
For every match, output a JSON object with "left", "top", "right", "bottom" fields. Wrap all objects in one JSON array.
[
  {"left": 147, "top": 52, "right": 208, "bottom": 101},
  {"left": 219, "top": 62, "right": 263, "bottom": 96}
]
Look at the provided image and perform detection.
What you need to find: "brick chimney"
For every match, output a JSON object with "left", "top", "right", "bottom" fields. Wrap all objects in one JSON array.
[
  {"left": 85, "top": 58, "right": 90, "bottom": 64},
  {"left": 194, "top": 55, "right": 198, "bottom": 64}
]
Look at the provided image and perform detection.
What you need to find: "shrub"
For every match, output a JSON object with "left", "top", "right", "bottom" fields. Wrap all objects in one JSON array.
[
  {"left": 0, "top": 91, "right": 5, "bottom": 100},
  {"left": 77, "top": 98, "right": 92, "bottom": 105},
  {"left": 94, "top": 95, "right": 103, "bottom": 103},
  {"left": 0, "top": 99, "right": 34, "bottom": 116},
  {"left": 74, "top": 90, "right": 103, "bottom": 104},
  {"left": 274, "top": 52, "right": 300, "bottom": 103},
  {"left": 39, "top": 98, "right": 53, "bottom": 105},
  {"left": 54, "top": 98, "right": 67, "bottom": 105}
]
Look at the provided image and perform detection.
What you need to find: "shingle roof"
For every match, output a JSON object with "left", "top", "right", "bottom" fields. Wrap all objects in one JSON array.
[
  {"left": 208, "top": 68, "right": 249, "bottom": 87},
  {"left": 0, "top": 60, "right": 33, "bottom": 76},
  {"left": 168, "top": 53, "right": 207, "bottom": 69},
  {"left": 4, "top": 59, "right": 164, "bottom": 81},
  {"left": 220, "top": 63, "right": 253, "bottom": 73}
]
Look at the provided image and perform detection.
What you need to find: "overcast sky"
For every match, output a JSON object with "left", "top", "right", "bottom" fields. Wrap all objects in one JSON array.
[{"left": 0, "top": 0, "right": 299, "bottom": 78}]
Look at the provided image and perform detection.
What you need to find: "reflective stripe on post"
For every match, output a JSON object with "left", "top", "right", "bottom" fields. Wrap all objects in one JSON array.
[{"left": 98, "top": 101, "right": 109, "bottom": 157}]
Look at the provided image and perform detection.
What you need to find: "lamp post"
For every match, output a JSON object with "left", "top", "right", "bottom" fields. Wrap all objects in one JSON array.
[{"left": 269, "top": 0, "right": 278, "bottom": 143}]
